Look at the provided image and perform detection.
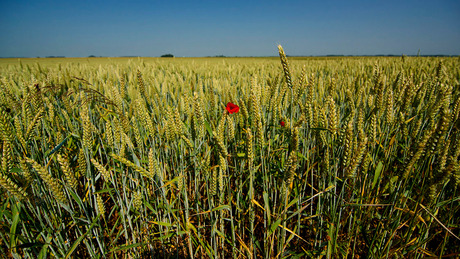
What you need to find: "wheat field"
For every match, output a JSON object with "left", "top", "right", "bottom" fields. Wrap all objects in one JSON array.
[{"left": 0, "top": 47, "right": 459, "bottom": 258}]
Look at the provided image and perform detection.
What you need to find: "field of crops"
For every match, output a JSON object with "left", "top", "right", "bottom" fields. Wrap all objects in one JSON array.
[{"left": 0, "top": 47, "right": 459, "bottom": 258}]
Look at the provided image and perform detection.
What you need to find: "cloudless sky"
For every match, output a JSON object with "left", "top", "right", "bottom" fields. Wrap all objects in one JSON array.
[{"left": 1, "top": 0, "right": 459, "bottom": 57}]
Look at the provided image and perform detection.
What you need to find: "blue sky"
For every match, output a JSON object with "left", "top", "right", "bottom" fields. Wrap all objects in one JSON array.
[{"left": 1, "top": 0, "right": 459, "bottom": 57}]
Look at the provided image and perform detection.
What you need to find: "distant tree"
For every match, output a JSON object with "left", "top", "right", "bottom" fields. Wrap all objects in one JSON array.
[
  {"left": 88, "top": 55, "right": 96, "bottom": 58},
  {"left": 161, "top": 54, "right": 174, "bottom": 58}
]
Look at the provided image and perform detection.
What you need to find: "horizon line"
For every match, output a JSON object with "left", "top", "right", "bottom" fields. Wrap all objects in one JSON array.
[{"left": 1, "top": 54, "right": 458, "bottom": 59}]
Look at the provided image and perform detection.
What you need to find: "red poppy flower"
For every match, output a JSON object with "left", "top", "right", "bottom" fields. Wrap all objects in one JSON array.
[
  {"left": 280, "top": 120, "right": 285, "bottom": 127},
  {"left": 226, "top": 102, "right": 239, "bottom": 114}
]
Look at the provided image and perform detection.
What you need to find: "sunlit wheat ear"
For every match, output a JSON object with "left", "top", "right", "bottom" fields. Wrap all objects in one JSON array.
[
  {"left": 402, "top": 127, "right": 434, "bottom": 179},
  {"left": 0, "top": 108, "right": 14, "bottom": 143},
  {"left": 356, "top": 106, "right": 366, "bottom": 141},
  {"left": 131, "top": 117, "right": 142, "bottom": 148},
  {"left": 403, "top": 80, "right": 416, "bottom": 112},
  {"left": 427, "top": 95, "right": 444, "bottom": 125},
  {"left": 427, "top": 183, "right": 441, "bottom": 204},
  {"left": 218, "top": 154, "right": 226, "bottom": 197},
  {"left": 2, "top": 140, "right": 25, "bottom": 199},
  {"left": 430, "top": 139, "right": 452, "bottom": 187},
  {"left": 26, "top": 158, "right": 67, "bottom": 204},
  {"left": 278, "top": 45, "right": 293, "bottom": 89},
  {"left": 200, "top": 150, "right": 211, "bottom": 178},
  {"left": 254, "top": 109, "right": 264, "bottom": 145},
  {"left": 193, "top": 92, "right": 205, "bottom": 139},
  {"left": 369, "top": 113, "right": 377, "bottom": 145},
  {"left": 122, "top": 132, "right": 134, "bottom": 150},
  {"left": 249, "top": 76, "right": 260, "bottom": 115},
  {"left": 208, "top": 87, "right": 216, "bottom": 111},
  {"left": 91, "top": 158, "right": 111, "bottom": 180},
  {"left": 346, "top": 137, "right": 368, "bottom": 179},
  {"left": 132, "top": 190, "right": 143, "bottom": 211},
  {"left": 32, "top": 83, "right": 44, "bottom": 109},
  {"left": 246, "top": 128, "right": 254, "bottom": 168},
  {"left": 96, "top": 194, "right": 105, "bottom": 218},
  {"left": 148, "top": 148, "right": 160, "bottom": 179},
  {"left": 318, "top": 107, "right": 327, "bottom": 144},
  {"left": 0, "top": 172, "right": 27, "bottom": 200},
  {"left": 215, "top": 112, "right": 228, "bottom": 158},
  {"left": 409, "top": 115, "right": 422, "bottom": 139},
  {"left": 346, "top": 89, "right": 356, "bottom": 118},
  {"left": 105, "top": 120, "right": 114, "bottom": 147},
  {"left": 137, "top": 69, "right": 146, "bottom": 98},
  {"left": 293, "top": 111, "right": 305, "bottom": 129},
  {"left": 428, "top": 106, "right": 449, "bottom": 155},
  {"left": 110, "top": 153, "right": 153, "bottom": 179},
  {"left": 217, "top": 110, "right": 227, "bottom": 137},
  {"left": 452, "top": 97, "right": 460, "bottom": 123},
  {"left": 210, "top": 167, "right": 217, "bottom": 196},
  {"left": 166, "top": 107, "right": 176, "bottom": 141},
  {"left": 174, "top": 107, "right": 184, "bottom": 136},
  {"left": 111, "top": 86, "right": 122, "bottom": 112},
  {"left": 57, "top": 154, "right": 78, "bottom": 189},
  {"left": 285, "top": 151, "right": 298, "bottom": 191},
  {"left": 435, "top": 60, "right": 444, "bottom": 79},
  {"left": 19, "top": 158, "right": 33, "bottom": 183},
  {"left": 227, "top": 114, "right": 235, "bottom": 141},
  {"left": 120, "top": 114, "right": 131, "bottom": 134},
  {"left": 14, "top": 116, "right": 27, "bottom": 149},
  {"left": 0, "top": 79, "right": 20, "bottom": 111},
  {"left": 77, "top": 149, "right": 87, "bottom": 179},
  {"left": 438, "top": 139, "right": 450, "bottom": 172},
  {"left": 117, "top": 131, "right": 127, "bottom": 156},
  {"left": 385, "top": 89, "right": 394, "bottom": 125},
  {"left": 239, "top": 98, "right": 249, "bottom": 125},
  {"left": 181, "top": 135, "right": 194, "bottom": 148},
  {"left": 182, "top": 95, "right": 192, "bottom": 118},
  {"left": 305, "top": 73, "right": 314, "bottom": 103},
  {"left": 81, "top": 104, "right": 93, "bottom": 150},
  {"left": 276, "top": 79, "right": 288, "bottom": 111},
  {"left": 375, "top": 82, "right": 385, "bottom": 114},
  {"left": 21, "top": 94, "right": 31, "bottom": 125},
  {"left": 61, "top": 108, "right": 75, "bottom": 132},
  {"left": 397, "top": 112, "right": 408, "bottom": 138},
  {"left": 326, "top": 96, "right": 338, "bottom": 135},
  {"left": 144, "top": 106, "right": 155, "bottom": 137}
]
